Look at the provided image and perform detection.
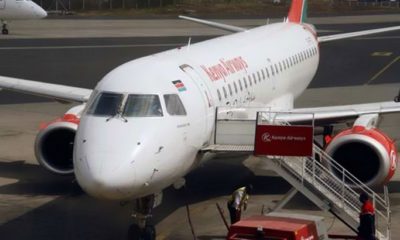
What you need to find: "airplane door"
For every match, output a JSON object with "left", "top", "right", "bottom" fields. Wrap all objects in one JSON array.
[
  {"left": 180, "top": 64, "right": 214, "bottom": 142},
  {"left": 0, "top": 0, "right": 5, "bottom": 9}
]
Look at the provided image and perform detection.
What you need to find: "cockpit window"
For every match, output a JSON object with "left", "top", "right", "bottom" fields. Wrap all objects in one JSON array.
[
  {"left": 87, "top": 92, "right": 123, "bottom": 116},
  {"left": 123, "top": 94, "right": 163, "bottom": 117},
  {"left": 164, "top": 94, "right": 187, "bottom": 116}
]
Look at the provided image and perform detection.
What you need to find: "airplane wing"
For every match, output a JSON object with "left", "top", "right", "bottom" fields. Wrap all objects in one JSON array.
[
  {"left": 178, "top": 15, "right": 247, "bottom": 32},
  {"left": 218, "top": 101, "right": 400, "bottom": 125},
  {"left": 318, "top": 25, "right": 400, "bottom": 43},
  {"left": 179, "top": 15, "right": 400, "bottom": 42},
  {"left": 0, "top": 75, "right": 92, "bottom": 103},
  {"left": 287, "top": 101, "right": 400, "bottom": 124}
]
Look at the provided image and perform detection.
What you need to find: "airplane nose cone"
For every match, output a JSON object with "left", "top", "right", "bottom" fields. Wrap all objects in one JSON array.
[
  {"left": 84, "top": 171, "right": 135, "bottom": 200},
  {"left": 75, "top": 155, "right": 137, "bottom": 200},
  {"left": 32, "top": 3, "right": 47, "bottom": 18},
  {"left": 39, "top": 9, "right": 48, "bottom": 18},
  {"left": 74, "top": 117, "right": 168, "bottom": 200}
]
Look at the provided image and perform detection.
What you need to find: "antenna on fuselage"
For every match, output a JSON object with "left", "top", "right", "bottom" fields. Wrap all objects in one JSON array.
[{"left": 187, "top": 37, "right": 192, "bottom": 51}]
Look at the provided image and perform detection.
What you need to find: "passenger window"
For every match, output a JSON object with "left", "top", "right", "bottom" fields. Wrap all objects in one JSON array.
[
  {"left": 163, "top": 94, "right": 186, "bottom": 116},
  {"left": 124, "top": 94, "right": 163, "bottom": 117},
  {"left": 257, "top": 72, "right": 262, "bottom": 82},
  {"left": 223, "top": 87, "right": 228, "bottom": 98},
  {"left": 252, "top": 73, "right": 257, "bottom": 84},
  {"left": 279, "top": 62, "right": 283, "bottom": 72},
  {"left": 243, "top": 77, "right": 248, "bottom": 88},
  {"left": 238, "top": 79, "right": 243, "bottom": 91},
  {"left": 228, "top": 84, "right": 233, "bottom": 96},
  {"left": 286, "top": 59, "right": 290, "bottom": 68},
  {"left": 275, "top": 64, "right": 279, "bottom": 74},
  {"left": 233, "top": 82, "right": 238, "bottom": 93},
  {"left": 87, "top": 92, "right": 123, "bottom": 116},
  {"left": 266, "top": 67, "right": 270, "bottom": 78},
  {"left": 283, "top": 61, "right": 287, "bottom": 70},
  {"left": 261, "top": 69, "right": 265, "bottom": 80},
  {"left": 270, "top": 65, "right": 275, "bottom": 76},
  {"left": 248, "top": 76, "right": 252, "bottom": 86},
  {"left": 217, "top": 89, "right": 222, "bottom": 101}
]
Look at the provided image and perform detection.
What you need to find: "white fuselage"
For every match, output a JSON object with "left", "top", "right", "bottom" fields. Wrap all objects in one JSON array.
[
  {"left": 0, "top": 0, "right": 47, "bottom": 20},
  {"left": 74, "top": 22, "right": 319, "bottom": 200}
]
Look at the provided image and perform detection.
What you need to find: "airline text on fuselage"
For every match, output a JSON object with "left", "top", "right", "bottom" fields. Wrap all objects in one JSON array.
[{"left": 200, "top": 57, "right": 249, "bottom": 82}]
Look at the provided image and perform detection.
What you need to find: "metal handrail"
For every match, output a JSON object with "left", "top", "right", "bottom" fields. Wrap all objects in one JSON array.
[
  {"left": 274, "top": 155, "right": 389, "bottom": 238},
  {"left": 213, "top": 108, "right": 391, "bottom": 239},
  {"left": 256, "top": 111, "right": 390, "bottom": 239}
]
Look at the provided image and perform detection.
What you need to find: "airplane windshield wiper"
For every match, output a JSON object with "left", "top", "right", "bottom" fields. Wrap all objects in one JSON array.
[
  {"left": 106, "top": 110, "right": 128, "bottom": 123},
  {"left": 106, "top": 95, "right": 129, "bottom": 123}
]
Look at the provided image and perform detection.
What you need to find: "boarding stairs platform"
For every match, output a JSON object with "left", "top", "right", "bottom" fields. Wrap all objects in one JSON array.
[{"left": 203, "top": 107, "right": 391, "bottom": 240}]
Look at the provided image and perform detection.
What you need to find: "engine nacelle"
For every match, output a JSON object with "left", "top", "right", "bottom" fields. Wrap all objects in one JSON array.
[
  {"left": 325, "top": 126, "right": 398, "bottom": 187},
  {"left": 35, "top": 113, "right": 80, "bottom": 175}
]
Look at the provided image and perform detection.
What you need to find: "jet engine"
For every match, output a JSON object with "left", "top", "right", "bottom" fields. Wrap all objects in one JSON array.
[
  {"left": 325, "top": 125, "right": 397, "bottom": 187},
  {"left": 34, "top": 106, "right": 82, "bottom": 175}
]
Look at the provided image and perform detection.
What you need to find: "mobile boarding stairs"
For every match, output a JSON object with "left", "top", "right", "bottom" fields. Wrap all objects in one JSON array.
[{"left": 202, "top": 107, "right": 391, "bottom": 240}]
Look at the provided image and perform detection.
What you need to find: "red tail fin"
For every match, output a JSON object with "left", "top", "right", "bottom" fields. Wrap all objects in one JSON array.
[{"left": 288, "top": 0, "right": 308, "bottom": 23}]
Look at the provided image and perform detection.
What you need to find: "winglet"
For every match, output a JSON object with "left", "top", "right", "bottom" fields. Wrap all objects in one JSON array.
[{"left": 287, "top": 0, "right": 308, "bottom": 23}]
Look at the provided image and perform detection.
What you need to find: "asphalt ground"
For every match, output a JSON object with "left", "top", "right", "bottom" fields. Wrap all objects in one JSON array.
[
  {"left": 0, "top": 21, "right": 399, "bottom": 104},
  {"left": 0, "top": 17, "right": 399, "bottom": 240}
]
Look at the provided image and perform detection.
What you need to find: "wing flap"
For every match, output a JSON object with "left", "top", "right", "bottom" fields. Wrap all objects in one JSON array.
[
  {"left": 0, "top": 75, "right": 92, "bottom": 103},
  {"left": 318, "top": 25, "right": 400, "bottom": 43}
]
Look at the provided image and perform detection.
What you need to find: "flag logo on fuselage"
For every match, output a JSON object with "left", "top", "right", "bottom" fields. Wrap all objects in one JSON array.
[{"left": 172, "top": 80, "right": 187, "bottom": 92}]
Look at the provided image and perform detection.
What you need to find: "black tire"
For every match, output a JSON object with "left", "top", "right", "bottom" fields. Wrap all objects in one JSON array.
[
  {"left": 143, "top": 225, "right": 156, "bottom": 240},
  {"left": 127, "top": 224, "right": 142, "bottom": 240},
  {"left": 2, "top": 28, "right": 8, "bottom": 35}
]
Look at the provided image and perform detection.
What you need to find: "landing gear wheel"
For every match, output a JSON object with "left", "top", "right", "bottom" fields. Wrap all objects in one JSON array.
[
  {"left": 2, "top": 28, "right": 8, "bottom": 35},
  {"left": 127, "top": 224, "right": 141, "bottom": 240},
  {"left": 143, "top": 225, "right": 156, "bottom": 240},
  {"left": 126, "top": 224, "right": 156, "bottom": 240}
]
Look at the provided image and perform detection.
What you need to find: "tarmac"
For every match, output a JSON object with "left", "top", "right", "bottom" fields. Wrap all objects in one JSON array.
[
  {"left": 1, "top": 14, "right": 399, "bottom": 39},
  {"left": 0, "top": 14, "right": 399, "bottom": 239}
]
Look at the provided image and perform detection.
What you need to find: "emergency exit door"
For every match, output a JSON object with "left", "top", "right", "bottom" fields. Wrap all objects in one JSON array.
[{"left": 0, "top": 0, "right": 5, "bottom": 9}]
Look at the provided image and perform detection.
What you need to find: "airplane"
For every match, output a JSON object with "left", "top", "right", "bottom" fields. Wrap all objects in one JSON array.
[
  {"left": 0, "top": 0, "right": 47, "bottom": 34},
  {"left": 1, "top": 0, "right": 400, "bottom": 239}
]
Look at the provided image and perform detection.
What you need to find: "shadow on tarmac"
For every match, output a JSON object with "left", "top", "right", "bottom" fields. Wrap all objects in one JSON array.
[
  {"left": 0, "top": 155, "right": 293, "bottom": 240},
  {"left": 1, "top": 154, "right": 399, "bottom": 239}
]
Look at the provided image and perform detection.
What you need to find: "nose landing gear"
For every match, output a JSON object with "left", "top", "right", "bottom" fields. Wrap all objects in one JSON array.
[{"left": 127, "top": 195, "right": 157, "bottom": 240}]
